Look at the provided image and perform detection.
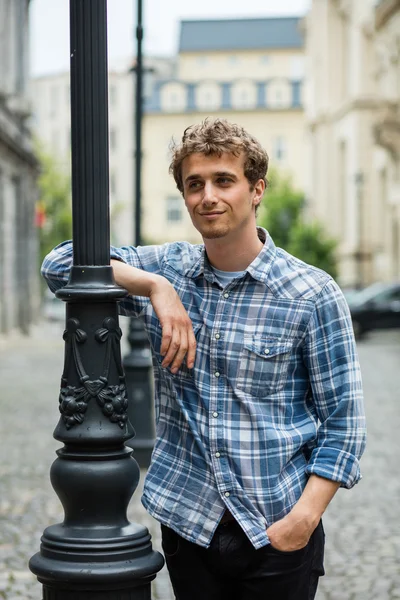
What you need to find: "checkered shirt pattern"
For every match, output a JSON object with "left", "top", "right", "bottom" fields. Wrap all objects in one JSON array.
[{"left": 41, "top": 228, "right": 366, "bottom": 550}]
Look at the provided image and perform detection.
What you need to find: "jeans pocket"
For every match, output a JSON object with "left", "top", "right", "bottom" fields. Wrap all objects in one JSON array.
[
  {"left": 161, "top": 524, "right": 181, "bottom": 557},
  {"left": 268, "top": 543, "right": 309, "bottom": 557}
]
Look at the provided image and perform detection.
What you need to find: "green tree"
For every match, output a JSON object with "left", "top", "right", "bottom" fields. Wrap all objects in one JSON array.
[
  {"left": 36, "top": 145, "right": 72, "bottom": 264},
  {"left": 257, "top": 169, "right": 338, "bottom": 278}
]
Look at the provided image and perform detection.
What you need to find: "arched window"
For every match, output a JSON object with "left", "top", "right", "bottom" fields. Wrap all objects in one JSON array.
[
  {"left": 231, "top": 80, "right": 256, "bottom": 110},
  {"left": 267, "top": 79, "right": 291, "bottom": 109},
  {"left": 196, "top": 82, "right": 222, "bottom": 111},
  {"left": 160, "top": 82, "right": 187, "bottom": 112}
]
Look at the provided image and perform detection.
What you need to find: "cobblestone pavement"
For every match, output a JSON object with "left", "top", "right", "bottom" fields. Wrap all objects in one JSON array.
[{"left": 0, "top": 321, "right": 399, "bottom": 600}]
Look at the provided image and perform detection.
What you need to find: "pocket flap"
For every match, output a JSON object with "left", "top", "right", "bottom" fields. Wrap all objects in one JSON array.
[{"left": 243, "top": 337, "right": 292, "bottom": 359}]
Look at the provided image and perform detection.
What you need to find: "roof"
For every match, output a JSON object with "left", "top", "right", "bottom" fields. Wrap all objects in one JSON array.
[{"left": 179, "top": 17, "right": 303, "bottom": 52}]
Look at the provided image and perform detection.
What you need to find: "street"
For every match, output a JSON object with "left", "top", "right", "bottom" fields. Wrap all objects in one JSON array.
[{"left": 0, "top": 321, "right": 399, "bottom": 600}]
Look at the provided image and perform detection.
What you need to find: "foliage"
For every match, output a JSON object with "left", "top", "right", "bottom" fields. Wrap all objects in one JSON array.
[
  {"left": 35, "top": 145, "right": 72, "bottom": 265},
  {"left": 288, "top": 222, "right": 338, "bottom": 279},
  {"left": 257, "top": 169, "right": 338, "bottom": 278}
]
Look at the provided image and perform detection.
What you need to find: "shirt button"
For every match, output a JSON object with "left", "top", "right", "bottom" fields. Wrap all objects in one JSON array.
[
  {"left": 214, "top": 371, "right": 220, "bottom": 378},
  {"left": 212, "top": 411, "right": 219, "bottom": 418},
  {"left": 215, "top": 452, "right": 221, "bottom": 458},
  {"left": 215, "top": 333, "right": 221, "bottom": 340},
  {"left": 223, "top": 292, "right": 229, "bottom": 298},
  {"left": 224, "top": 492, "right": 230, "bottom": 497},
  {"left": 264, "top": 348, "right": 270, "bottom": 355}
]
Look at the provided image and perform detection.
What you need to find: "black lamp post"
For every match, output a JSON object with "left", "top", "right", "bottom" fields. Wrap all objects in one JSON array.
[
  {"left": 123, "top": 0, "right": 155, "bottom": 469},
  {"left": 29, "top": 2, "right": 164, "bottom": 597}
]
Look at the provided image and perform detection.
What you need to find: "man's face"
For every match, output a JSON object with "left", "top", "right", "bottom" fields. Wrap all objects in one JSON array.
[{"left": 181, "top": 152, "right": 264, "bottom": 241}]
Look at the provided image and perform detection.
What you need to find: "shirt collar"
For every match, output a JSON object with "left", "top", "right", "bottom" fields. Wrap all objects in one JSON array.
[{"left": 185, "top": 227, "right": 276, "bottom": 285}]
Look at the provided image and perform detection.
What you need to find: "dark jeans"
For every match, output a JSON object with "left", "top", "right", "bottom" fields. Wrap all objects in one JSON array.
[{"left": 161, "top": 519, "right": 325, "bottom": 600}]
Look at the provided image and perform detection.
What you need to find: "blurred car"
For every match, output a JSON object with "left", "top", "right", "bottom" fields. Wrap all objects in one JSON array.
[
  {"left": 341, "top": 287, "right": 362, "bottom": 306},
  {"left": 346, "top": 281, "right": 400, "bottom": 338}
]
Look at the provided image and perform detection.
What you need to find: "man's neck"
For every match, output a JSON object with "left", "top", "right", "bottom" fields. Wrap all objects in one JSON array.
[{"left": 204, "top": 229, "right": 264, "bottom": 271}]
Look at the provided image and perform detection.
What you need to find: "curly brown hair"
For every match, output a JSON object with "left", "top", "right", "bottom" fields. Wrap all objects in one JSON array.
[{"left": 169, "top": 118, "right": 269, "bottom": 194}]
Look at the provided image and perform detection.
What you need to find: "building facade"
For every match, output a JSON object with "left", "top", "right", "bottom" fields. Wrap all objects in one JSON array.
[
  {"left": 31, "top": 18, "right": 306, "bottom": 246},
  {"left": 0, "top": 0, "right": 39, "bottom": 335},
  {"left": 305, "top": 0, "right": 400, "bottom": 286},
  {"left": 31, "top": 57, "right": 175, "bottom": 247}
]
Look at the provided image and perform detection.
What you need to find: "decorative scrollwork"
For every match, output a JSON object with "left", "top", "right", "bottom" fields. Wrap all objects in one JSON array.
[
  {"left": 95, "top": 317, "right": 122, "bottom": 344},
  {"left": 59, "top": 317, "right": 128, "bottom": 429}
]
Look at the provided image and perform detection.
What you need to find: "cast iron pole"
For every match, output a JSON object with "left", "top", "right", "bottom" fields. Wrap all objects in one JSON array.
[
  {"left": 135, "top": 0, "right": 143, "bottom": 246},
  {"left": 29, "top": 2, "right": 163, "bottom": 597},
  {"left": 124, "top": 0, "right": 155, "bottom": 468}
]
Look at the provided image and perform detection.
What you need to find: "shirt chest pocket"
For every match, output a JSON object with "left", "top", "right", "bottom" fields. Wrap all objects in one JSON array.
[{"left": 236, "top": 336, "right": 293, "bottom": 397}]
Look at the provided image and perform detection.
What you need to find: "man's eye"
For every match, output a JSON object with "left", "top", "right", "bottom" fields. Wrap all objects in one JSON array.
[
  {"left": 217, "top": 177, "right": 231, "bottom": 184},
  {"left": 189, "top": 181, "right": 201, "bottom": 189}
]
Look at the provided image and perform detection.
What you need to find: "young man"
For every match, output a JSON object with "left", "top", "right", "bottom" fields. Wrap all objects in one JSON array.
[{"left": 42, "top": 119, "right": 366, "bottom": 600}]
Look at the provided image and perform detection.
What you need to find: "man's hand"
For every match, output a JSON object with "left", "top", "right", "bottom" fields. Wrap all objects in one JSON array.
[
  {"left": 266, "top": 510, "right": 317, "bottom": 552},
  {"left": 149, "top": 276, "right": 197, "bottom": 373},
  {"left": 266, "top": 474, "right": 340, "bottom": 552},
  {"left": 110, "top": 259, "right": 196, "bottom": 373}
]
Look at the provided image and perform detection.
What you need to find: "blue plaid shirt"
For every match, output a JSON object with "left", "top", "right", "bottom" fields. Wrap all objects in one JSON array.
[{"left": 42, "top": 228, "right": 366, "bottom": 550}]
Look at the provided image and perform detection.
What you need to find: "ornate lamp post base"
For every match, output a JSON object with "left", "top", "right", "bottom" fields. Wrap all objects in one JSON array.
[{"left": 29, "top": 271, "right": 164, "bottom": 598}]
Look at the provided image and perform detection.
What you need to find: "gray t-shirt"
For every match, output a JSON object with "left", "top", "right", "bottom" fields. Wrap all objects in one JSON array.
[{"left": 211, "top": 266, "right": 246, "bottom": 288}]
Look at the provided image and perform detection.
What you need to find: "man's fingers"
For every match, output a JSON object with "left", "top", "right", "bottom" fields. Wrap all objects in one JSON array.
[
  {"left": 160, "top": 324, "right": 172, "bottom": 357},
  {"left": 160, "top": 320, "right": 196, "bottom": 372},
  {"left": 169, "top": 336, "right": 189, "bottom": 373},
  {"left": 161, "top": 329, "right": 181, "bottom": 368},
  {"left": 186, "top": 329, "right": 197, "bottom": 369}
]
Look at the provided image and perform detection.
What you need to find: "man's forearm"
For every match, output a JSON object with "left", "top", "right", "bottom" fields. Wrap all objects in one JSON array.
[
  {"left": 266, "top": 474, "right": 340, "bottom": 551},
  {"left": 110, "top": 259, "right": 162, "bottom": 297},
  {"left": 110, "top": 259, "right": 196, "bottom": 372},
  {"left": 291, "top": 474, "right": 340, "bottom": 527}
]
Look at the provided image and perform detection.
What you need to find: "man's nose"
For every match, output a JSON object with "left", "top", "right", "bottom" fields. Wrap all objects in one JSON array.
[{"left": 202, "top": 183, "right": 217, "bottom": 205}]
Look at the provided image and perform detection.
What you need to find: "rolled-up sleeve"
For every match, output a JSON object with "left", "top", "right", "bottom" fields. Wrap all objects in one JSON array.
[
  {"left": 41, "top": 241, "right": 169, "bottom": 317},
  {"left": 41, "top": 240, "right": 74, "bottom": 293},
  {"left": 303, "top": 279, "right": 367, "bottom": 488}
]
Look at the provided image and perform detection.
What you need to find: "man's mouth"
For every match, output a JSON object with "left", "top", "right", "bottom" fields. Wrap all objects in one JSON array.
[{"left": 199, "top": 211, "right": 224, "bottom": 217}]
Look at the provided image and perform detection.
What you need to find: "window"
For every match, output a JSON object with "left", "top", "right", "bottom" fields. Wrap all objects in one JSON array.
[
  {"left": 275, "top": 89, "right": 283, "bottom": 107},
  {"left": 290, "top": 56, "right": 305, "bottom": 79},
  {"left": 273, "top": 137, "right": 286, "bottom": 161},
  {"left": 196, "top": 82, "right": 222, "bottom": 111},
  {"left": 231, "top": 81, "right": 256, "bottom": 110},
  {"left": 110, "top": 128, "right": 117, "bottom": 151},
  {"left": 161, "top": 83, "right": 187, "bottom": 112},
  {"left": 14, "top": 0, "right": 26, "bottom": 94},
  {"left": 52, "top": 130, "right": 59, "bottom": 154},
  {"left": 50, "top": 85, "right": 58, "bottom": 116},
  {"left": 110, "top": 172, "right": 116, "bottom": 196},
  {"left": 267, "top": 80, "right": 290, "bottom": 109},
  {"left": 166, "top": 196, "right": 182, "bottom": 223},
  {"left": 110, "top": 85, "right": 117, "bottom": 107}
]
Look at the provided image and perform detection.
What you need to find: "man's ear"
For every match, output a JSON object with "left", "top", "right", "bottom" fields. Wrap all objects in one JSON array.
[{"left": 253, "top": 179, "right": 265, "bottom": 208}]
